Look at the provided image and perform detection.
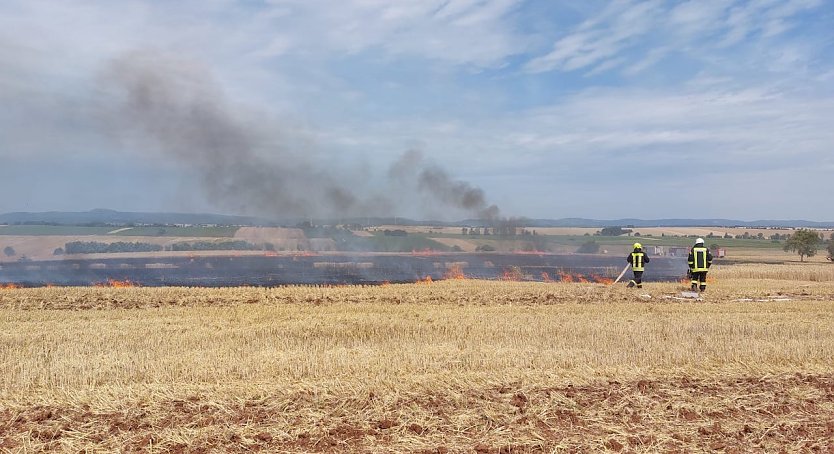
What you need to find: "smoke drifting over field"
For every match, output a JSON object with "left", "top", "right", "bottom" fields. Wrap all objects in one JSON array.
[
  {"left": 105, "top": 51, "right": 499, "bottom": 221},
  {"left": 389, "top": 150, "right": 499, "bottom": 220}
]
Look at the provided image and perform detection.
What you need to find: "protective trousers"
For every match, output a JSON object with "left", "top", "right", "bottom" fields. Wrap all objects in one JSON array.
[
  {"left": 691, "top": 271, "right": 707, "bottom": 291},
  {"left": 629, "top": 271, "right": 644, "bottom": 288}
]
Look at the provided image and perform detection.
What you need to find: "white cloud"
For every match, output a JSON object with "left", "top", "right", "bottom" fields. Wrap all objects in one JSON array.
[
  {"left": 584, "top": 57, "right": 628, "bottom": 77},
  {"left": 527, "top": 0, "right": 824, "bottom": 75},
  {"left": 326, "top": 79, "right": 834, "bottom": 187},
  {"left": 669, "top": 0, "right": 731, "bottom": 35},
  {"left": 525, "top": 0, "right": 661, "bottom": 73},
  {"left": 314, "top": 78, "right": 834, "bottom": 218},
  {"left": 720, "top": 0, "right": 821, "bottom": 46},
  {"left": 506, "top": 85, "right": 833, "bottom": 160},
  {"left": 1, "top": 0, "right": 832, "bottom": 218},
  {"left": 621, "top": 47, "right": 670, "bottom": 76},
  {"left": 255, "top": 0, "right": 526, "bottom": 67}
]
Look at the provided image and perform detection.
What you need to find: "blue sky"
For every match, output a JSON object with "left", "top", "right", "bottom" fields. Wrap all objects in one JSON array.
[{"left": 1, "top": 0, "right": 833, "bottom": 220}]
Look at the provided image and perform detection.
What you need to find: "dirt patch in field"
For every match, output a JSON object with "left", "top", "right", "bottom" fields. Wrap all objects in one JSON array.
[{"left": 2, "top": 374, "right": 833, "bottom": 452}]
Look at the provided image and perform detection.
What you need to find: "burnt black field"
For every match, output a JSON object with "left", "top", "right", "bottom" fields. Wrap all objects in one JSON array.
[{"left": 0, "top": 253, "right": 689, "bottom": 287}]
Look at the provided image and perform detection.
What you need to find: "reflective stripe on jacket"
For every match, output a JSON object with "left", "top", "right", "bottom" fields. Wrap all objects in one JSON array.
[
  {"left": 688, "top": 247, "right": 711, "bottom": 272},
  {"left": 628, "top": 251, "right": 648, "bottom": 271}
]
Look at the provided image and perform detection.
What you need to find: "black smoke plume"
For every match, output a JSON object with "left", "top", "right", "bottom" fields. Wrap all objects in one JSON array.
[
  {"left": 104, "top": 50, "right": 499, "bottom": 221},
  {"left": 389, "top": 150, "right": 500, "bottom": 221}
]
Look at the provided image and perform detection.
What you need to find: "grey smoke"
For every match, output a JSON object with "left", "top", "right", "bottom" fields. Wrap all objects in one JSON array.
[
  {"left": 104, "top": 50, "right": 356, "bottom": 218},
  {"left": 104, "top": 50, "right": 500, "bottom": 221},
  {"left": 389, "top": 150, "right": 500, "bottom": 220},
  {"left": 418, "top": 167, "right": 500, "bottom": 220}
]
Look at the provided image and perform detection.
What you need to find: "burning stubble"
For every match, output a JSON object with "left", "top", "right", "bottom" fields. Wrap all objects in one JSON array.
[{"left": 104, "top": 50, "right": 499, "bottom": 221}]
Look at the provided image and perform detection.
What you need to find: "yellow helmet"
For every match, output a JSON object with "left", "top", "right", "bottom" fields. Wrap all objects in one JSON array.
[{"left": 633, "top": 242, "right": 642, "bottom": 249}]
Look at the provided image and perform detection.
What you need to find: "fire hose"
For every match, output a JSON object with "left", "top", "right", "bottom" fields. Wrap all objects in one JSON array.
[{"left": 612, "top": 264, "right": 630, "bottom": 284}]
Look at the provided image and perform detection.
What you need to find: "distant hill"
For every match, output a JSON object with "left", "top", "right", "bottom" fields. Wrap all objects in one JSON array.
[
  {"left": 0, "top": 209, "right": 271, "bottom": 226},
  {"left": 508, "top": 218, "right": 834, "bottom": 229},
  {"left": 1, "top": 210, "right": 832, "bottom": 229}
]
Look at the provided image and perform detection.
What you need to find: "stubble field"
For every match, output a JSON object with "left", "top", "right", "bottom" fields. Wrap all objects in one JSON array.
[{"left": 2, "top": 266, "right": 834, "bottom": 452}]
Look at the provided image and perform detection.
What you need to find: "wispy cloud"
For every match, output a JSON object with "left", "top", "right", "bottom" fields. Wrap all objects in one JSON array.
[
  {"left": 526, "top": 0, "right": 662, "bottom": 73},
  {"left": 252, "top": 0, "right": 527, "bottom": 67},
  {"left": 525, "top": 0, "right": 824, "bottom": 75},
  {"left": 0, "top": 0, "right": 832, "bottom": 219}
]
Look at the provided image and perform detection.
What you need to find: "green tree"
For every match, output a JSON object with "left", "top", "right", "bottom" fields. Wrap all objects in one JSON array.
[
  {"left": 783, "top": 229, "right": 822, "bottom": 262},
  {"left": 576, "top": 240, "right": 600, "bottom": 254},
  {"left": 599, "top": 226, "right": 632, "bottom": 236}
]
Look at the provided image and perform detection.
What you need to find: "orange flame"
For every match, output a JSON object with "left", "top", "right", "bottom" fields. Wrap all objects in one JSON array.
[
  {"left": 444, "top": 265, "right": 466, "bottom": 280},
  {"left": 591, "top": 274, "right": 614, "bottom": 285},
  {"left": 500, "top": 267, "right": 524, "bottom": 281},
  {"left": 1, "top": 283, "right": 21, "bottom": 290},
  {"left": 541, "top": 272, "right": 553, "bottom": 282},
  {"left": 556, "top": 270, "right": 613, "bottom": 284},
  {"left": 96, "top": 279, "right": 136, "bottom": 288},
  {"left": 416, "top": 275, "right": 433, "bottom": 284}
]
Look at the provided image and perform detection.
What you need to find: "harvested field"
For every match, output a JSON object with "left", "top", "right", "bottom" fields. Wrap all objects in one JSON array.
[
  {"left": 713, "top": 263, "right": 834, "bottom": 281},
  {"left": 719, "top": 248, "right": 832, "bottom": 264},
  {"left": 1, "top": 278, "right": 834, "bottom": 452},
  {"left": 511, "top": 227, "right": 806, "bottom": 238}
]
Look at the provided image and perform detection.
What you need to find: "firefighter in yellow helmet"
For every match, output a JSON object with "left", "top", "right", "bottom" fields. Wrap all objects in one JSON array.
[
  {"left": 688, "top": 238, "right": 713, "bottom": 292},
  {"left": 626, "top": 242, "right": 649, "bottom": 288}
]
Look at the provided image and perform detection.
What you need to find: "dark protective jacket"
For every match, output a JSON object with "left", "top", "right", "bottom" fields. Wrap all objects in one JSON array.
[
  {"left": 688, "top": 246, "right": 713, "bottom": 272},
  {"left": 626, "top": 249, "right": 649, "bottom": 271}
]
